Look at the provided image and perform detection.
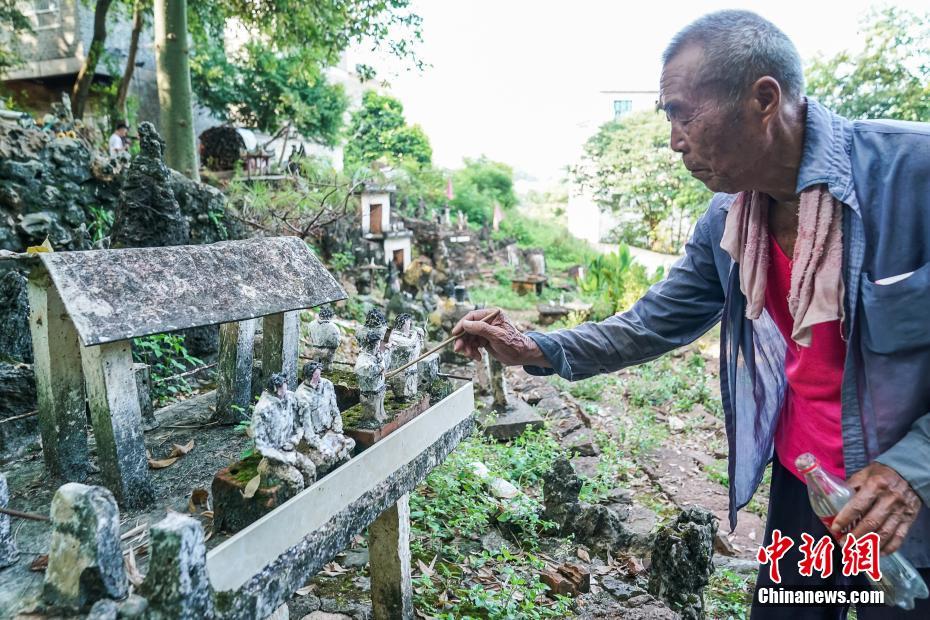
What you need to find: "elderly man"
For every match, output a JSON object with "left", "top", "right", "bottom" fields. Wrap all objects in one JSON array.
[{"left": 454, "top": 10, "right": 930, "bottom": 619}]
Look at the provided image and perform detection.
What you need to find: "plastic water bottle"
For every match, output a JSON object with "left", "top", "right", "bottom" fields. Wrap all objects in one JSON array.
[{"left": 795, "top": 452, "right": 929, "bottom": 609}]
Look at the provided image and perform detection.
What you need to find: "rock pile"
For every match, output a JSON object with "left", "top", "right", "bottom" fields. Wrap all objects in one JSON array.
[{"left": 647, "top": 506, "right": 717, "bottom": 620}]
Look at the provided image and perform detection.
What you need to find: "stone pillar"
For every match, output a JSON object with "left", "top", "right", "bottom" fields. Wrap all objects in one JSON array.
[
  {"left": 474, "top": 350, "right": 491, "bottom": 396},
  {"left": 140, "top": 512, "right": 214, "bottom": 620},
  {"left": 25, "top": 271, "right": 89, "bottom": 481},
  {"left": 215, "top": 319, "right": 257, "bottom": 423},
  {"left": 369, "top": 493, "right": 413, "bottom": 620},
  {"left": 44, "top": 483, "right": 127, "bottom": 610},
  {"left": 0, "top": 473, "right": 18, "bottom": 568},
  {"left": 132, "top": 363, "right": 159, "bottom": 431},
  {"left": 81, "top": 341, "right": 154, "bottom": 508},
  {"left": 262, "top": 312, "right": 299, "bottom": 390},
  {"left": 489, "top": 357, "right": 509, "bottom": 411}
]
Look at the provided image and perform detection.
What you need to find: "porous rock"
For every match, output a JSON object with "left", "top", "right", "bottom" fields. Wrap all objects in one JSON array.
[
  {"left": 647, "top": 506, "right": 717, "bottom": 620},
  {"left": 542, "top": 459, "right": 635, "bottom": 557},
  {"left": 43, "top": 483, "right": 127, "bottom": 610},
  {"left": 0, "top": 472, "right": 19, "bottom": 568},
  {"left": 140, "top": 512, "right": 214, "bottom": 619},
  {"left": 110, "top": 122, "right": 188, "bottom": 249}
]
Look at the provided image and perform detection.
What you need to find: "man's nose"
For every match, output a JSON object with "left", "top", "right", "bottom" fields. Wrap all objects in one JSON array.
[{"left": 669, "top": 122, "right": 688, "bottom": 154}]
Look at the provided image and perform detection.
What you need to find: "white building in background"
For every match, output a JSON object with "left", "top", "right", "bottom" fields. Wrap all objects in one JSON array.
[{"left": 567, "top": 88, "right": 659, "bottom": 245}]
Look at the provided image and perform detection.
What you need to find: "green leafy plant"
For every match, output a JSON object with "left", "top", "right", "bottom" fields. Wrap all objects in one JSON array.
[
  {"left": 132, "top": 333, "right": 204, "bottom": 406},
  {"left": 579, "top": 244, "right": 662, "bottom": 319}
]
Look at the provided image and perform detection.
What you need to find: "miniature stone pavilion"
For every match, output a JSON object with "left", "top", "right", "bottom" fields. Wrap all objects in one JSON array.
[{"left": 358, "top": 183, "right": 413, "bottom": 272}]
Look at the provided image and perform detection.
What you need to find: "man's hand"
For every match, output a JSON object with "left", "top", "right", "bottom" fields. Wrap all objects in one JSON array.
[
  {"left": 452, "top": 308, "right": 549, "bottom": 367},
  {"left": 831, "top": 462, "right": 921, "bottom": 553}
]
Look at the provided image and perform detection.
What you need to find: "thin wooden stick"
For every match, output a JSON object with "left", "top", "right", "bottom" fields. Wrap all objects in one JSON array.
[
  {"left": 0, "top": 410, "right": 38, "bottom": 425},
  {"left": 0, "top": 507, "right": 50, "bottom": 522},
  {"left": 385, "top": 309, "right": 501, "bottom": 380}
]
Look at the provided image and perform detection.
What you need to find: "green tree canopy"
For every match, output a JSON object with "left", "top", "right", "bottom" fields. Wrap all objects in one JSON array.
[
  {"left": 573, "top": 110, "right": 710, "bottom": 252},
  {"left": 806, "top": 7, "right": 930, "bottom": 121},
  {"left": 450, "top": 156, "right": 517, "bottom": 226},
  {"left": 344, "top": 91, "right": 432, "bottom": 168},
  {"left": 188, "top": 0, "right": 422, "bottom": 144}
]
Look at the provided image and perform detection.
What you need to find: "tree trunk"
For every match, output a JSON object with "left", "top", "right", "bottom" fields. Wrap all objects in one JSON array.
[
  {"left": 71, "top": 0, "right": 115, "bottom": 119},
  {"left": 115, "top": 0, "right": 145, "bottom": 121},
  {"left": 154, "top": 0, "right": 199, "bottom": 180}
]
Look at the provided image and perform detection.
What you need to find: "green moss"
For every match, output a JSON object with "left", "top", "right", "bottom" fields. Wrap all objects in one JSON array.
[
  {"left": 230, "top": 453, "right": 262, "bottom": 484},
  {"left": 325, "top": 367, "right": 357, "bottom": 387},
  {"left": 343, "top": 395, "right": 423, "bottom": 430}
]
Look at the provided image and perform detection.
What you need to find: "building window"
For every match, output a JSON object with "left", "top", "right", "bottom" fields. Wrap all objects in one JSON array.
[
  {"left": 21, "top": 0, "right": 61, "bottom": 30},
  {"left": 613, "top": 99, "right": 633, "bottom": 118}
]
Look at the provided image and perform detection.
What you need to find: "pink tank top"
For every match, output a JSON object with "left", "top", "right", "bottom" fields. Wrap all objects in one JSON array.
[{"left": 765, "top": 235, "right": 846, "bottom": 481}]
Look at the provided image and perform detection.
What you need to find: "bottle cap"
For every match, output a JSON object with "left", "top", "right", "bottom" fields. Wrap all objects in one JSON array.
[{"left": 795, "top": 452, "right": 817, "bottom": 475}]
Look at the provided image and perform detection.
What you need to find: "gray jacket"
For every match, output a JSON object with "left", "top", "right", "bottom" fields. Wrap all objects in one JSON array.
[{"left": 526, "top": 99, "right": 930, "bottom": 566}]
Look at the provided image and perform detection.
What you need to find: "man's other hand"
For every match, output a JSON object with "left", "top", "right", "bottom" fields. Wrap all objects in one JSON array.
[
  {"left": 830, "top": 462, "right": 921, "bottom": 554},
  {"left": 451, "top": 308, "right": 549, "bottom": 367}
]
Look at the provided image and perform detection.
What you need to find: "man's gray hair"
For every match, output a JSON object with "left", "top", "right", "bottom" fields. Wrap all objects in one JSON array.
[{"left": 662, "top": 10, "right": 804, "bottom": 103}]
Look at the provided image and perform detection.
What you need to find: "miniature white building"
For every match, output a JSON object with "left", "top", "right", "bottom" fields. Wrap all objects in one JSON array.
[{"left": 358, "top": 183, "right": 413, "bottom": 271}]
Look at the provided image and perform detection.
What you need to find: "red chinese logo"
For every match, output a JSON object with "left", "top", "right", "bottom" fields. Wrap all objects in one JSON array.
[
  {"left": 798, "top": 533, "right": 835, "bottom": 578},
  {"left": 841, "top": 532, "right": 882, "bottom": 581},
  {"left": 757, "top": 529, "right": 794, "bottom": 583}
]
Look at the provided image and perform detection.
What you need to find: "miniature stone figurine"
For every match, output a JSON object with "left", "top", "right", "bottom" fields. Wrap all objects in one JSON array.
[
  {"left": 387, "top": 313, "right": 422, "bottom": 401},
  {"left": 308, "top": 306, "right": 341, "bottom": 371},
  {"left": 355, "top": 307, "right": 388, "bottom": 348},
  {"left": 354, "top": 331, "right": 390, "bottom": 424},
  {"left": 252, "top": 373, "right": 316, "bottom": 492},
  {"left": 294, "top": 361, "right": 355, "bottom": 475}
]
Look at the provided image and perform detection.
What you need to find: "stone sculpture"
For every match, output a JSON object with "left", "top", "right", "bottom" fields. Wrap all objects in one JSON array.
[
  {"left": 387, "top": 314, "right": 422, "bottom": 401},
  {"left": 308, "top": 306, "right": 341, "bottom": 371},
  {"left": 355, "top": 307, "right": 388, "bottom": 349},
  {"left": 251, "top": 373, "right": 316, "bottom": 491},
  {"left": 294, "top": 361, "right": 355, "bottom": 476},
  {"left": 354, "top": 331, "right": 390, "bottom": 425}
]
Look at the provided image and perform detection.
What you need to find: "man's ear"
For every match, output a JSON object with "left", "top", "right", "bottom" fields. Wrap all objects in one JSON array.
[{"left": 751, "top": 76, "right": 781, "bottom": 125}]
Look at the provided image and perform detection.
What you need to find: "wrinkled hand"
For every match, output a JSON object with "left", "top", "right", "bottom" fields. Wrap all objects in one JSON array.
[
  {"left": 451, "top": 307, "right": 549, "bottom": 367},
  {"left": 831, "top": 462, "right": 921, "bottom": 553}
]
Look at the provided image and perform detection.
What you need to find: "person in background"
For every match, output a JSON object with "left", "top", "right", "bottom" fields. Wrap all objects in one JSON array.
[{"left": 109, "top": 121, "right": 129, "bottom": 157}]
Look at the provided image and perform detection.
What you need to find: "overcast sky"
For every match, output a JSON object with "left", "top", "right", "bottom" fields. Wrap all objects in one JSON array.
[{"left": 351, "top": 1, "right": 925, "bottom": 183}]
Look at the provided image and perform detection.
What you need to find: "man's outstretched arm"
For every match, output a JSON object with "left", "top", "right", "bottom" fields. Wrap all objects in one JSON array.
[{"left": 453, "top": 206, "right": 728, "bottom": 379}]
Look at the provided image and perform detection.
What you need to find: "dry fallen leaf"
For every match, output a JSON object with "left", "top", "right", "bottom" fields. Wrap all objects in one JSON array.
[
  {"left": 124, "top": 547, "right": 144, "bottom": 587},
  {"left": 241, "top": 474, "right": 261, "bottom": 499},
  {"left": 147, "top": 456, "right": 179, "bottom": 469},
  {"left": 188, "top": 488, "right": 210, "bottom": 514},
  {"left": 29, "top": 555, "right": 48, "bottom": 571},
  {"left": 576, "top": 547, "right": 591, "bottom": 563},
  {"left": 171, "top": 439, "right": 195, "bottom": 456},
  {"left": 416, "top": 558, "right": 434, "bottom": 578},
  {"left": 148, "top": 440, "right": 196, "bottom": 470},
  {"left": 320, "top": 562, "right": 348, "bottom": 576},
  {"left": 295, "top": 584, "right": 316, "bottom": 597}
]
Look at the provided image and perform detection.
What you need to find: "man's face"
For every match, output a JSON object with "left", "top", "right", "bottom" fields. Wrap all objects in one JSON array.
[
  {"left": 117, "top": 127, "right": 128, "bottom": 137},
  {"left": 659, "top": 45, "right": 768, "bottom": 194}
]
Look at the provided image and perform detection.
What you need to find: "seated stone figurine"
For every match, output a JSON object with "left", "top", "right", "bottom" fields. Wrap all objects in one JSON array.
[
  {"left": 308, "top": 306, "right": 341, "bottom": 371},
  {"left": 294, "top": 361, "right": 355, "bottom": 475},
  {"left": 251, "top": 373, "right": 316, "bottom": 493},
  {"left": 354, "top": 330, "right": 390, "bottom": 424},
  {"left": 355, "top": 307, "right": 388, "bottom": 348},
  {"left": 387, "top": 313, "right": 422, "bottom": 401}
]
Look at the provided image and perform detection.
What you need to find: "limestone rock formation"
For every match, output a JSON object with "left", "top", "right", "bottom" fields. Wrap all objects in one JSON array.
[
  {"left": 110, "top": 122, "right": 189, "bottom": 248},
  {"left": 647, "top": 506, "right": 717, "bottom": 620}
]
